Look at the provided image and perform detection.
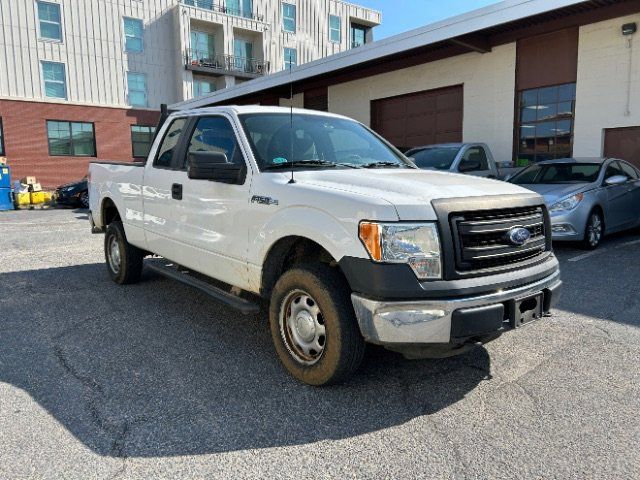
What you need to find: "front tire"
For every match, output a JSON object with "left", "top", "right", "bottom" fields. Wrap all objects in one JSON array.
[
  {"left": 79, "top": 191, "right": 89, "bottom": 209},
  {"left": 269, "top": 264, "right": 365, "bottom": 386},
  {"left": 582, "top": 210, "right": 604, "bottom": 250},
  {"left": 104, "top": 221, "right": 144, "bottom": 284}
]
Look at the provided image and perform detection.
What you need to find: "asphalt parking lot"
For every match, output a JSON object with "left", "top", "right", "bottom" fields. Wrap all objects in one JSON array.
[{"left": 1, "top": 209, "right": 639, "bottom": 479}]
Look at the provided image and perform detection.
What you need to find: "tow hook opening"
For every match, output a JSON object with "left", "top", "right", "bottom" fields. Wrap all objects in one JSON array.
[{"left": 519, "top": 297, "right": 538, "bottom": 314}]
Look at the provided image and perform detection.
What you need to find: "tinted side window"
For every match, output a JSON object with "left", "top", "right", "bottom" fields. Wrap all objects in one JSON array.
[
  {"left": 619, "top": 162, "right": 639, "bottom": 180},
  {"left": 185, "top": 116, "right": 244, "bottom": 168},
  {"left": 604, "top": 161, "right": 626, "bottom": 180},
  {"left": 460, "top": 147, "right": 489, "bottom": 171},
  {"left": 154, "top": 118, "right": 187, "bottom": 168}
]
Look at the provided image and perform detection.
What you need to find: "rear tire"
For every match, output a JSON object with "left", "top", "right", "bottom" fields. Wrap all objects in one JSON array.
[
  {"left": 104, "top": 221, "right": 144, "bottom": 284},
  {"left": 269, "top": 264, "right": 365, "bottom": 386},
  {"left": 582, "top": 210, "right": 603, "bottom": 250}
]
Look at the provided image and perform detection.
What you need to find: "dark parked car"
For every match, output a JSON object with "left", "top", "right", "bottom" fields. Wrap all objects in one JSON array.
[{"left": 55, "top": 177, "right": 88, "bottom": 208}]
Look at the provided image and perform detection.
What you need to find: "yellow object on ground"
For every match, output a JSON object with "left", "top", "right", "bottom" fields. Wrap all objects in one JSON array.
[
  {"left": 42, "top": 192, "right": 53, "bottom": 203},
  {"left": 30, "top": 191, "right": 46, "bottom": 204},
  {"left": 15, "top": 192, "right": 31, "bottom": 206}
]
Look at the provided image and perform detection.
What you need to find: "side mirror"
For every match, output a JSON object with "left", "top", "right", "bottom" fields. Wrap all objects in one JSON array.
[
  {"left": 459, "top": 160, "right": 481, "bottom": 173},
  {"left": 188, "top": 151, "right": 246, "bottom": 184},
  {"left": 604, "top": 175, "right": 628, "bottom": 186}
]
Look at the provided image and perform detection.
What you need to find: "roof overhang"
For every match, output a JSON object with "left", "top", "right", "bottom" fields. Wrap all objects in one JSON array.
[{"left": 171, "top": 0, "right": 639, "bottom": 110}]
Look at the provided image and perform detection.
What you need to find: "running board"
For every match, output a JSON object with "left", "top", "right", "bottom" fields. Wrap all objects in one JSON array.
[{"left": 146, "top": 260, "right": 260, "bottom": 315}]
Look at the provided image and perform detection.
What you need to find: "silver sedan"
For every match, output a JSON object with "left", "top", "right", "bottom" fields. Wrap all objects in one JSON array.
[{"left": 509, "top": 158, "right": 640, "bottom": 249}]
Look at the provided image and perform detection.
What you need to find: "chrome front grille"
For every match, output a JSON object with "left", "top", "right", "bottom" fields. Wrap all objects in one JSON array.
[{"left": 451, "top": 206, "right": 548, "bottom": 273}]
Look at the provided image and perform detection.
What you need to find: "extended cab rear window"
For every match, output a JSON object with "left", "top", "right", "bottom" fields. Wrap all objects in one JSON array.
[{"left": 154, "top": 118, "right": 187, "bottom": 168}]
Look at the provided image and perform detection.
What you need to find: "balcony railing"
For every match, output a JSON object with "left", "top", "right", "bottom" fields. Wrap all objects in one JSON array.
[
  {"left": 186, "top": 50, "right": 270, "bottom": 77},
  {"left": 180, "top": 0, "right": 264, "bottom": 22}
]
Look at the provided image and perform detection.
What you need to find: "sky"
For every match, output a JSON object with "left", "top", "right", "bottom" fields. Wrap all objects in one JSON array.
[{"left": 354, "top": 0, "right": 502, "bottom": 39}]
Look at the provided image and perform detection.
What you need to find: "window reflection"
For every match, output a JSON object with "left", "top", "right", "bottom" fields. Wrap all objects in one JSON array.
[{"left": 515, "top": 83, "right": 576, "bottom": 166}]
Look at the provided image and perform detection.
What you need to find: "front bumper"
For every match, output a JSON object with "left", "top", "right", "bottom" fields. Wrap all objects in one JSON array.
[
  {"left": 351, "top": 269, "right": 561, "bottom": 347},
  {"left": 549, "top": 206, "right": 590, "bottom": 241}
]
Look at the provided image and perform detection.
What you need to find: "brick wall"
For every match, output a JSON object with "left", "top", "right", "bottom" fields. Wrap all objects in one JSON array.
[{"left": 0, "top": 99, "right": 159, "bottom": 188}]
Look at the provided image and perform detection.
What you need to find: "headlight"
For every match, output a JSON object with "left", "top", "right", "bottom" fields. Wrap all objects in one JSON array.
[
  {"left": 359, "top": 222, "right": 442, "bottom": 280},
  {"left": 549, "top": 193, "right": 584, "bottom": 213}
]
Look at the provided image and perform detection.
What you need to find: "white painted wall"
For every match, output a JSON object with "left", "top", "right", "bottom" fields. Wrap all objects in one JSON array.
[
  {"left": 327, "top": 43, "right": 517, "bottom": 163},
  {"left": 574, "top": 14, "right": 640, "bottom": 157}
]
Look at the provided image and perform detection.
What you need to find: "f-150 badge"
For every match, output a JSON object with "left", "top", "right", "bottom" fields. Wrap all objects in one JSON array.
[{"left": 251, "top": 195, "right": 279, "bottom": 206}]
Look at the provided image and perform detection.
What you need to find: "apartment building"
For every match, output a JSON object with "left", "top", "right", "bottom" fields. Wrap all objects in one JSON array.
[{"left": 0, "top": 0, "right": 381, "bottom": 186}]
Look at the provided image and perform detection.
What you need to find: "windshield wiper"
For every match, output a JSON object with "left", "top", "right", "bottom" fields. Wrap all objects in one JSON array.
[
  {"left": 362, "top": 161, "right": 404, "bottom": 169},
  {"left": 263, "top": 160, "right": 359, "bottom": 171}
]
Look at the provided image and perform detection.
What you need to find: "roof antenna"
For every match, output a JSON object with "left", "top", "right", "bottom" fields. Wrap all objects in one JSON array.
[{"left": 287, "top": 51, "right": 296, "bottom": 184}]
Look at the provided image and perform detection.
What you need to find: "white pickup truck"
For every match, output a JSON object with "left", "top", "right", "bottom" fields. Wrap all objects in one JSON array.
[{"left": 89, "top": 106, "right": 561, "bottom": 386}]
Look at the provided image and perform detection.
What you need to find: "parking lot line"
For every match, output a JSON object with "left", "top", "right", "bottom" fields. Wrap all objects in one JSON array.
[{"left": 568, "top": 249, "right": 608, "bottom": 263}]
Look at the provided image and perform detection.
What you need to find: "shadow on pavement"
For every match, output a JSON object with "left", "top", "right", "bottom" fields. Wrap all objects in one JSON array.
[
  {"left": 552, "top": 229, "right": 640, "bottom": 327},
  {"left": 0, "top": 263, "right": 491, "bottom": 458}
]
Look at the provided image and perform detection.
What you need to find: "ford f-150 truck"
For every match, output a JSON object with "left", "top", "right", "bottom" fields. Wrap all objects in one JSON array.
[{"left": 89, "top": 106, "right": 561, "bottom": 386}]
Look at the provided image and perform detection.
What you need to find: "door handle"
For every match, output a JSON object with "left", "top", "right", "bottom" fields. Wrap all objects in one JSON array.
[{"left": 171, "top": 183, "right": 183, "bottom": 200}]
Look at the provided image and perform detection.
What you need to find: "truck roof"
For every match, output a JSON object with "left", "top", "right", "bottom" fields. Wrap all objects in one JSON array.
[{"left": 169, "top": 105, "right": 352, "bottom": 121}]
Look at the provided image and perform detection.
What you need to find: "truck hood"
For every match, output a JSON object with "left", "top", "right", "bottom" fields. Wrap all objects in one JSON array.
[{"left": 292, "top": 169, "right": 538, "bottom": 220}]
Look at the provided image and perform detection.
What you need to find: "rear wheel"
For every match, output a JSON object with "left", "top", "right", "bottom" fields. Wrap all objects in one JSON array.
[
  {"left": 582, "top": 210, "right": 603, "bottom": 250},
  {"left": 269, "top": 264, "right": 365, "bottom": 386},
  {"left": 104, "top": 221, "right": 144, "bottom": 284}
]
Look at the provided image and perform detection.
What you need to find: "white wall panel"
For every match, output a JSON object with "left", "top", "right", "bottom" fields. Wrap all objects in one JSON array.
[{"left": 574, "top": 14, "right": 640, "bottom": 157}]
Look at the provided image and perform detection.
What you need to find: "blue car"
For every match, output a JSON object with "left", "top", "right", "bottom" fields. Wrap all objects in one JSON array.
[
  {"left": 55, "top": 177, "right": 88, "bottom": 208},
  {"left": 509, "top": 158, "right": 640, "bottom": 249}
]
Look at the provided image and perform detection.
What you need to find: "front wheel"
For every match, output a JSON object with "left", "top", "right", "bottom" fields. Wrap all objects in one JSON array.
[
  {"left": 79, "top": 191, "right": 89, "bottom": 209},
  {"left": 582, "top": 210, "right": 604, "bottom": 250},
  {"left": 104, "top": 221, "right": 144, "bottom": 284},
  {"left": 269, "top": 264, "right": 365, "bottom": 386}
]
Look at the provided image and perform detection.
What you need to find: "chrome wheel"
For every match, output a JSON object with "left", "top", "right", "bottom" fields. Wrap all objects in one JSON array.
[
  {"left": 279, "top": 290, "right": 326, "bottom": 365},
  {"left": 107, "top": 236, "right": 122, "bottom": 274},
  {"left": 587, "top": 213, "right": 603, "bottom": 247}
]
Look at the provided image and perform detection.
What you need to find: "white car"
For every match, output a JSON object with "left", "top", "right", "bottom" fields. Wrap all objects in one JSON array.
[{"left": 89, "top": 106, "right": 561, "bottom": 386}]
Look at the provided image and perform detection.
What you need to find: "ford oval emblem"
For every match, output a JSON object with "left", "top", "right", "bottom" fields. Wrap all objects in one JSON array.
[{"left": 507, "top": 227, "right": 531, "bottom": 246}]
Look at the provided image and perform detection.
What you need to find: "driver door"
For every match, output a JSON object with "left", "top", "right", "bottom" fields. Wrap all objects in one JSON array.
[
  {"left": 603, "top": 161, "right": 634, "bottom": 231},
  {"left": 169, "top": 114, "right": 254, "bottom": 290},
  {"left": 457, "top": 146, "right": 493, "bottom": 177}
]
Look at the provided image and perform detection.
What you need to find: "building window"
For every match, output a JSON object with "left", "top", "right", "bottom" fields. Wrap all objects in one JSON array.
[
  {"left": 46, "top": 120, "right": 96, "bottom": 157},
  {"left": 190, "top": 31, "right": 215, "bottom": 62},
  {"left": 131, "top": 125, "right": 155, "bottom": 158},
  {"left": 0, "top": 118, "right": 4, "bottom": 156},
  {"left": 37, "top": 1, "right": 62, "bottom": 41},
  {"left": 226, "top": 0, "right": 253, "bottom": 18},
  {"left": 123, "top": 17, "right": 143, "bottom": 53},
  {"left": 284, "top": 47, "right": 297, "bottom": 70},
  {"left": 41, "top": 61, "right": 67, "bottom": 99},
  {"left": 282, "top": 3, "right": 296, "bottom": 33},
  {"left": 127, "top": 72, "right": 147, "bottom": 107},
  {"left": 234, "top": 39, "right": 254, "bottom": 71},
  {"left": 351, "top": 24, "right": 367, "bottom": 48},
  {"left": 515, "top": 83, "right": 576, "bottom": 165},
  {"left": 194, "top": 79, "right": 216, "bottom": 97},
  {"left": 329, "top": 15, "right": 341, "bottom": 43}
]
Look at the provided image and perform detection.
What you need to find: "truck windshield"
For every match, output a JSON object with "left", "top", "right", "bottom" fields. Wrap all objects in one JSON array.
[
  {"left": 510, "top": 163, "right": 602, "bottom": 184},
  {"left": 238, "top": 113, "right": 410, "bottom": 170},
  {"left": 406, "top": 146, "right": 461, "bottom": 170}
]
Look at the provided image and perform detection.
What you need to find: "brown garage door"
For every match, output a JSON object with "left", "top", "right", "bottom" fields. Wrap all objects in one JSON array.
[
  {"left": 370, "top": 85, "right": 463, "bottom": 151},
  {"left": 604, "top": 127, "right": 640, "bottom": 169}
]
